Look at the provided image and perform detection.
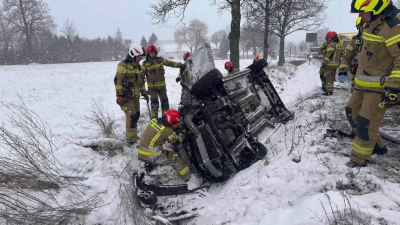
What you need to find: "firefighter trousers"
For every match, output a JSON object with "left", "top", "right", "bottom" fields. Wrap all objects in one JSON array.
[
  {"left": 319, "top": 64, "right": 325, "bottom": 90},
  {"left": 148, "top": 86, "right": 169, "bottom": 119},
  {"left": 324, "top": 68, "right": 336, "bottom": 94},
  {"left": 138, "top": 150, "right": 191, "bottom": 181},
  {"left": 120, "top": 98, "right": 140, "bottom": 141},
  {"left": 345, "top": 90, "right": 387, "bottom": 165}
]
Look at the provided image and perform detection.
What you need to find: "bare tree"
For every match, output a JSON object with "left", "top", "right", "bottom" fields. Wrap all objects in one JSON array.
[
  {"left": 210, "top": 29, "right": 227, "bottom": 49},
  {"left": 244, "top": 0, "right": 284, "bottom": 61},
  {"left": 241, "top": 22, "right": 263, "bottom": 56},
  {"left": 2, "top": 0, "right": 55, "bottom": 60},
  {"left": 317, "top": 27, "right": 330, "bottom": 45},
  {"left": 174, "top": 19, "right": 208, "bottom": 52},
  {"left": 149, "top": 0, "right": 244, "bottom": 68},
  {"left": 239, "top": 33, "right": 249, "bottom": 58},
  {"left": 175, "top": 26, "right": 192, "bottom": 52},
  {"left": 0, "top": 7, "right": 13, "bottom": 50},
  {"left": 60, "top": 19, "right": 77, "bottom": 39},
  {"left": 272, "top": 0, "right": 327, "bottom": 66},
  {"left": 268, "top": 34, "right": 279, "bottom": 54}
]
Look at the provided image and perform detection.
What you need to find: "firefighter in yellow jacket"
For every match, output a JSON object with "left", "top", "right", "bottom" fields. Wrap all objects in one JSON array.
[
  {"left": 142, "top": 45, "right": 185, "bottom": 118},
  {"left": 346, "top": 0, "right": 400, "bottom": 167},
  {"left": 318, "top": 31, "right": 331, "bottom": 90},
  {"left": 175, "top": 52, "right": 191, "bottom": 99},
  {"left": 225, "top": 61, "right": 240, "bottom": 74},
  {"left": 338, "top": 17, "right": 365, "bottom": 87},
  {"left": 322, "top": 31, "right": 343, "bottom": 95},
  {"left": 115, "top": 44, "right": 149, "bottom": 144},
  {"left": 138, "top": 109, "right": 202, "bottom": 189}
]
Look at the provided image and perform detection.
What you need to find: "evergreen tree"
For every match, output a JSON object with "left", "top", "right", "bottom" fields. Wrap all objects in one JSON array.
[
  {"left": 116, "top": 28, "right": 123, "bottom": 43},
  {"left": 140, "top": 35, "right": 148, "bottom": 47},
  {"left": 148, "top": 33, "right": 158, "bottom": 45}
]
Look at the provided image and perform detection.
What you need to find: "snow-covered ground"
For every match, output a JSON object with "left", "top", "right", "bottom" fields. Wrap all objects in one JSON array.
[{"left": 1, "top": 58, "right": 400, "bottom": 225}]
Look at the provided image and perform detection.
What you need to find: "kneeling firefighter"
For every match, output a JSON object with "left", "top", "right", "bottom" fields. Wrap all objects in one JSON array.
[
  {"left": 346, "top": 0, "right": 400, "bottom": 167},
  {"left": 138, "top": 109, "right": 202, "bottom": 189},
  {"left": 114, "top": 44, "right": 149, "bottom": 144}
]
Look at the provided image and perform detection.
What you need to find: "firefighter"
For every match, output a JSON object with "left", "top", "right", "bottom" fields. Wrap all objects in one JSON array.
[
  {"left": 115, "top": 44, "right": 149, "bottom": 144},
  {"left": 225, "top": 61, "right": 240, "bottom": 74},
  {"left": 321, "top": 31, "right": 343, "bottom": 95},
  {"left": 338, "top": 17, "right": 365, "bottom": 89},
  {"left": 346, "top": 0, "right": 400, "bottom": 167},
  {"left": 142, "top": 44, "right": 186, "bottom": 118},
  {"left": 138, "top": 109, "right": 202, "bottom": 189},
  {"left": 253, "top": 54, "right": 260, "bottom": 64},
  {"left": 318, "top": 31, "right": 331, "bottom": 90},
  {"left": 175, "top": 52, "right": 191, "bottom": 99}
]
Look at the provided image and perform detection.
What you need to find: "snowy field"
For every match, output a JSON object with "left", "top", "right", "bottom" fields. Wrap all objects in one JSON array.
[{"left": 1, "top": 58, "right": 400, "bottom": 225}]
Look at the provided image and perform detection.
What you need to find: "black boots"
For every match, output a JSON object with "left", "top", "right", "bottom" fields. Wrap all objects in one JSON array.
[{"left": 372, "top": 144, "right": 388, "bottom": 155}]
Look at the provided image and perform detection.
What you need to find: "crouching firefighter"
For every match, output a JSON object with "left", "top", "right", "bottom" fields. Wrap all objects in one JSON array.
[
  {"left": 338, "top": 17, "right": 365, "bottom": 89},
  {"left": 138, "top": 109, "right": 203, "bottom": 189},
  {"left": 115, "top": 44, "right": 149, "bottom": 144},
  {"left": 346, "top": 0, "right": 400, "bottom": 167},
  {"left": 322, "top": 31, "right": 343, "bottom": 95},
  {"left": 142, "top": 45, "right": 186, "bottom": 118}
]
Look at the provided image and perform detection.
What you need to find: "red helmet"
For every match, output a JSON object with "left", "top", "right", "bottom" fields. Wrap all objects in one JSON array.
[
  {"left": 146, "top": 44, "right": 158, "bottom": 54},
  {"left": 327, "top": 31, "right": 338, "bottom": 40},
  {"left": 163, "top": 109, "right": 181, "bottom": 126},
  {"left": 183, "top": 52, "right": 191, "bottom": 60},
  {"left": 325, "top": 31, "right": 331, "bottom": 40},
  {"left": 225, "top": 61, "right": 233, "bottom": 69}
]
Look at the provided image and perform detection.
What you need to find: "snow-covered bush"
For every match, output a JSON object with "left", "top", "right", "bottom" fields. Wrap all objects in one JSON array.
[
  {"left": 84, "top": 100, "right": 118, "bottom": 138},
  {"left": 0, "top": 103, "right": 103, "bottom": 224}
]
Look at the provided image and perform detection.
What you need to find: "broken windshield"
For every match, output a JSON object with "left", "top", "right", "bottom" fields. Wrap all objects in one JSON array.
[{"left": 186, "top": 44, "right": 216, "bottom": 86}]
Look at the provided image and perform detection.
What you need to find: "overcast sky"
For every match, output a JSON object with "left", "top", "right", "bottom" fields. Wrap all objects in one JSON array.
[{"left": 47, "top": 0, "right": 359, "bottom": 45}]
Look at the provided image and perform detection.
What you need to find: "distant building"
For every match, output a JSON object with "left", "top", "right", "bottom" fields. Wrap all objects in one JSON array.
[
  {"left": 155, "top": 40, "right": 220, "bottom": 60},
  {"left": 155, "top": 40, "right": 186, "bottom": 60}
]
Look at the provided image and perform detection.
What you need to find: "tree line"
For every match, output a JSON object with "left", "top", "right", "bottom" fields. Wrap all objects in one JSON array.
[
  {"left": 0, "top": 0, "right": 159, "bottom": 65},
  {"left": 150, "top": 0, "right": 327, "bottom": 66}
]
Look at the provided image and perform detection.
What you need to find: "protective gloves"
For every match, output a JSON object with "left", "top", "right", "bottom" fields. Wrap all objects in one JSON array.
[
  {"left": 179, "top": 64, "right": 186, "bottom": 76},
  {"left": 338, "top": 71, "right": 347, "bottom": 83},
  {"left": 176, "top": 76, "right": 182, "bottom": 83},
  {"left": 339, "top": 75, "right": 346, "bottom": 83},
  {"left": 116, "top": 96, "right": 126, "bottom": 106},
  {"left": 379, "top": 86, "right": 400, "bottom": 108}
]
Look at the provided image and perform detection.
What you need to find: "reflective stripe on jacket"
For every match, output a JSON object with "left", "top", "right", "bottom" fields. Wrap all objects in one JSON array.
[
  {"left": 339, "top": 36, "right": 362, "bottom": 72},
  {"left": 323, "top": 41, "right": 343, "bottom": 68},
  {"left": 115, "top": 60, "right": 146, "bottom": 99},
  {"left": 142, "top": 57, "right": 182, "bottom": 89},
  {"left": 138, "top": 118, "right": 184, "bottom": 155},
  {"left": 355, "top": 14, "right": 400, "bottom": 92}
]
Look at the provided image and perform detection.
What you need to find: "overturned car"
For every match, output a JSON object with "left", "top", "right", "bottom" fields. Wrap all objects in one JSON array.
[{"left": 134, "top": 44, "right": 293, "bottom": 221}]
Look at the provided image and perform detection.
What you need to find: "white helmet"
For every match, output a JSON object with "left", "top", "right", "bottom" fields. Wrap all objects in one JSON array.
[{"left": 128, "top": 44, "right": 145, "bottom": 58}]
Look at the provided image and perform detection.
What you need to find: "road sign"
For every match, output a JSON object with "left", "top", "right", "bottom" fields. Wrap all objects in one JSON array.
[{"left": 306, "top": 33, "right": 318, "bottom": 43}]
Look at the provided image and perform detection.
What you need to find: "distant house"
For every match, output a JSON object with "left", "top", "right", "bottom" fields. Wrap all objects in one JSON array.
[
  {"left": 155, "top": 40, "right": 186, "bottom": 60},
  {"left": 155, "top": 40, "right": 220, "bottom": 60}
]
